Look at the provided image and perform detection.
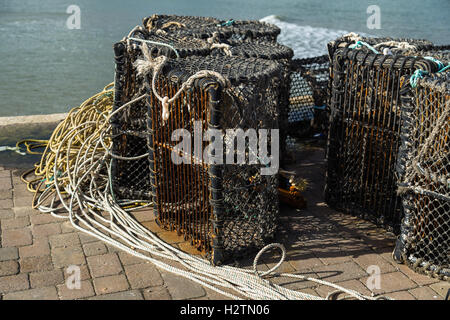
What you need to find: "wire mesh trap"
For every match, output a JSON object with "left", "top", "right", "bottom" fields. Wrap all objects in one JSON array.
[
  {"left": 142, "top": 14, "right": 280, "bottom": 42},
  {"left": 111, "top": 28, "right": 218, "bottom": 201},
  {"left": 286, "top": 55, "right": 330, "bottom": 148},
  {"left": 111, "top": 19, "right": 290, "bottom": 201},
  {"left": 324, "top": 36, "right": 441, "bottom": 233},
  {"left": 393, "top": 70, "right": 450, "bottom": 280},
  {"left": 144, "top": 55, "right": 283, "bottom": 264}
]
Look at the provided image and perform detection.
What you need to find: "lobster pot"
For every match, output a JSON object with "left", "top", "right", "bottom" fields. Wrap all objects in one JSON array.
[
  {"left": 111, "top": 34, "right": 212, "bottom": 200},
  {"left": 325, "top": 37, "right": 440, "bottom": 233},
  {"left": 142, "top": 14, "right": 280, "bottom": 42},
  {"left": 393, "top": 70, "right": 449, "bottom": 279},
  {"left": 210, "top": 40, "right": 294, "bottom": 160},
  {"left": 286, "top": 55, "right": 330, "bottom": 146},
  {"left": 146, "top": 56, "right": 282, "bottom": 264}
]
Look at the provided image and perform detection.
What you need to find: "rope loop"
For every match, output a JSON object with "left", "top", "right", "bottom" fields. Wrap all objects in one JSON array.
[{"left": 252, "top": 243, "right": 286, "bottom": 277}]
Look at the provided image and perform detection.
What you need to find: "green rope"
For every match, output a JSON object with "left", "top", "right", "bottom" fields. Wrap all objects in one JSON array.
[
  {"left": 218, "top": 19, "right": 235, "bottom": 27},
  {"left": 348, "top": 40, "right": 380, "bottom": 55},
  {"left": 410, "top": 57, "right": 449, "bottom": 88}
]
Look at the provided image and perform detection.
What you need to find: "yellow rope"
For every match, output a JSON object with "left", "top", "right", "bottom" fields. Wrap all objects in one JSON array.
[{"left": 21, "top": 83, "right": 115, "bottom": 206}]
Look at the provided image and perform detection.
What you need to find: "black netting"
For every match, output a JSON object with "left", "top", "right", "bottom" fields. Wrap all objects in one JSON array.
[
  {"left": 324, "top": 36, "right": 440, "bottom": 233},
  {"left": 394, "top": 71, "right": 449, "bottom": 280},
  {"left": 286, "top": 55, "right": 330, "bottom": 146},
  {"left": 142, "top": 14, "right": 280, "bottom": 42},
  {"left": 144, "top": 55, "right": 282, "bottom": 264}
]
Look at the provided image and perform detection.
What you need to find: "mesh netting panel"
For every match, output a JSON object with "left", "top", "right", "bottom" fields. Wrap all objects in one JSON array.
[
  {"left": 146, "top": 55, "right": 282, "bottom": 264},
  {"left": 394, "top": 71, "right": 450, "bottom": 279},
  {"left": 325, "top": 40, "right": 440, "bottom": 233},
  {"left": 142, "top": 14, "right": 280, "bottom": 42},
  {"left": 287, "top": 55, "right": 330, "bottom": 144}
]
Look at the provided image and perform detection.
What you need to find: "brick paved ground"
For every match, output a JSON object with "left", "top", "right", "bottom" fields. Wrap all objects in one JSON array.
[{"left": 0, "top": 147, "right": 448, "bottom": 300}]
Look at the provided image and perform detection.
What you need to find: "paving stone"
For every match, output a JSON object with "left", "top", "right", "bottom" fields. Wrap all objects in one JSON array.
[
  {"left": 203, "top": 287, "right": 234, "bottom": 300},
  {"left": 288, "top": 251, "right": 324, "bottom": 271},
  {"left": 60, "top": 220, "right": 75, "bottom": 233},
  {"left": 93, "top": 274, "right": 129, "bottom": 295},
  {"left": 3, "top": 286, "right": 58, "bottom": 300},
  {"left": 13, "top": 206, "right": 37, "bottom": 217},
  {"left": 0, "top": 170, "right": 10, "bottom": 178},
  {"left": 78, "top": 233, "right": 98, "bottom": 244},
  {"left": 0, "top": 199, "right": 13, "bottom": 210},
  {"left": 316, "top": 279, "right": 372, "bottom": 298},
  {"left": 274, "top": 269, "right": 320, "bottom": 290},
  {"left": 0, "top": 273, "right": 30, "bottom": 293},
  {"left": 160, "top": 271, "right": 206, "bottom": 300},
  {"left": 0, "top": 189, "right": 13, "bottom": 200},
  {"left": 0, "top": 178, "right": 12, "bottom": 191},
  {"left": 49, "top": 233, "right": 80, "bottom": 248},
  {"left": 87, "top": 253, "right": 123, "bottom": 278},
  {"left": 30, "top": 214, "right": 58, "bottom": 225},
  {"left": 0, "top": 209, "right": 14, "bottom": 220},
  {"left": 89, "top": 289, "right": 143, "bottom": 300},
  {"left": 13, "top": 197, "right": 34, "bottom": 207},
  {"left": 19, "top": 238, "right": 50, "bottom": 258},
  {"left": 142, "top": 286, "right": 172, "bottom": 300},
  {"left": 30, "top": 269, "right": 64, "bottom": 288},
  {"left": 82, "top": 241, "right": 108, "bottom": 257},
  {"left": 1, "top": 216, "right": 30, "bottom": 230},
  {"left": 57, "top": 280, "right": 95, "bottom": 300},
  {"left": 1, "top": 228, "right": 32, "bottom": 247},
  {"left": 409, "top": 286, "right": 442, "bottom": 300},
  {"left": 315, "top": 248, "right": 353, "bottom": 266},
  {"left": 51, "top": 246, "right": 86, "bottom": 268},
  {"left": 352, "top": 252, "right": 397, "bottom": 274},
  {"left": 32, "top": 223, "right": 61, "bottom": 238},
  {"left": 428, "top": 282, "right": 450, "bottom": 299},
  {"left": 385, "top": 290, "right": 416, "bottom": 300},
  {"left": 131, "top": 210, "right": 155, "bottom": 223},
  {"left": 396, "top": 264, "right": 440, "bottom": 286},
  {"left": 117, "top": 251, "right": 145, "bottom": 266},
  {"left": 20, "top": 255, "right": 53, "bottom": 273},
  {"left": 124, "top": 263, "right": 163, "bottom": 289},
  {"left": 0, "top": 260, "right": 19, "bottom": 276},
  {"left": 360, "top": 271, "right": 417, "bottom": 294},
  {"left": 0, "top": 247, "right": 19, "bottom": 261},
  {"left": 313, "top": 261, "right": 367, "bottom": 283}
]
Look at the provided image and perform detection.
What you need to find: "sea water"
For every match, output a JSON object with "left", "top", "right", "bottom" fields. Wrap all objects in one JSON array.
[{"left": 0, "top": 0, "right": 448, "bottom": 117}]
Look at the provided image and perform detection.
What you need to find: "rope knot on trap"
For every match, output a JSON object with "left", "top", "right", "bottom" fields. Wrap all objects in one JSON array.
[{"left": 132, "top": 39, "right": 230, "bottom": 122}]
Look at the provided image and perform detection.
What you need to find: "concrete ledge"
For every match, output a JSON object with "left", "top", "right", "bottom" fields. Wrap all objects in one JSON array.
[{"left": 0, "top": 113, "right": 68, "bottom": 127}]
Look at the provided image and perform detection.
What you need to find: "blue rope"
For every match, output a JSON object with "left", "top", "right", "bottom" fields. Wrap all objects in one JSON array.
[
  {"left": 348, "top": 41, "right": 380, "bottom": 55},
  {"left": 410, "top": 57, "right": 449, "bottom": 88},
  {"left": 218, "top": 19, "right": 235, "bottom": 27}
]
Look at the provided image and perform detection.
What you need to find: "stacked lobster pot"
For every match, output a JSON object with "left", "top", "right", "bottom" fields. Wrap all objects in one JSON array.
[
  {"left": 286, "top": 55, "right": 330, "bottom": 149},
  {"left": 393, "top": 47, "right": 449, "bottom": 280},
  {"left": 324, "top": 35, "right": 441, "bottom": 233},
  {"left": 111, "top": 27, "right": 213, "bottom": 200},
  {"left": 112, "top": 14, "right": 290, "bottom": 264}
]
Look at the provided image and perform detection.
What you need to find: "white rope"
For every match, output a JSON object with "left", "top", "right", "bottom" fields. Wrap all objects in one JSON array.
[{"left": 132, "top": 41, "right": 230, "bottom": 122}]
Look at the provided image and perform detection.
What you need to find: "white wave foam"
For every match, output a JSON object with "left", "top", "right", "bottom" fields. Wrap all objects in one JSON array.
[{"left": 260, "top": 15, "right": 351, "bottom": 58}]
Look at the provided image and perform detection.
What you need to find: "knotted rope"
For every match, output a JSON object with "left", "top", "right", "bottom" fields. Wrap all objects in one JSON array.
[{"left": 132, "top": 41, "right": 230, "bottom": 121}]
